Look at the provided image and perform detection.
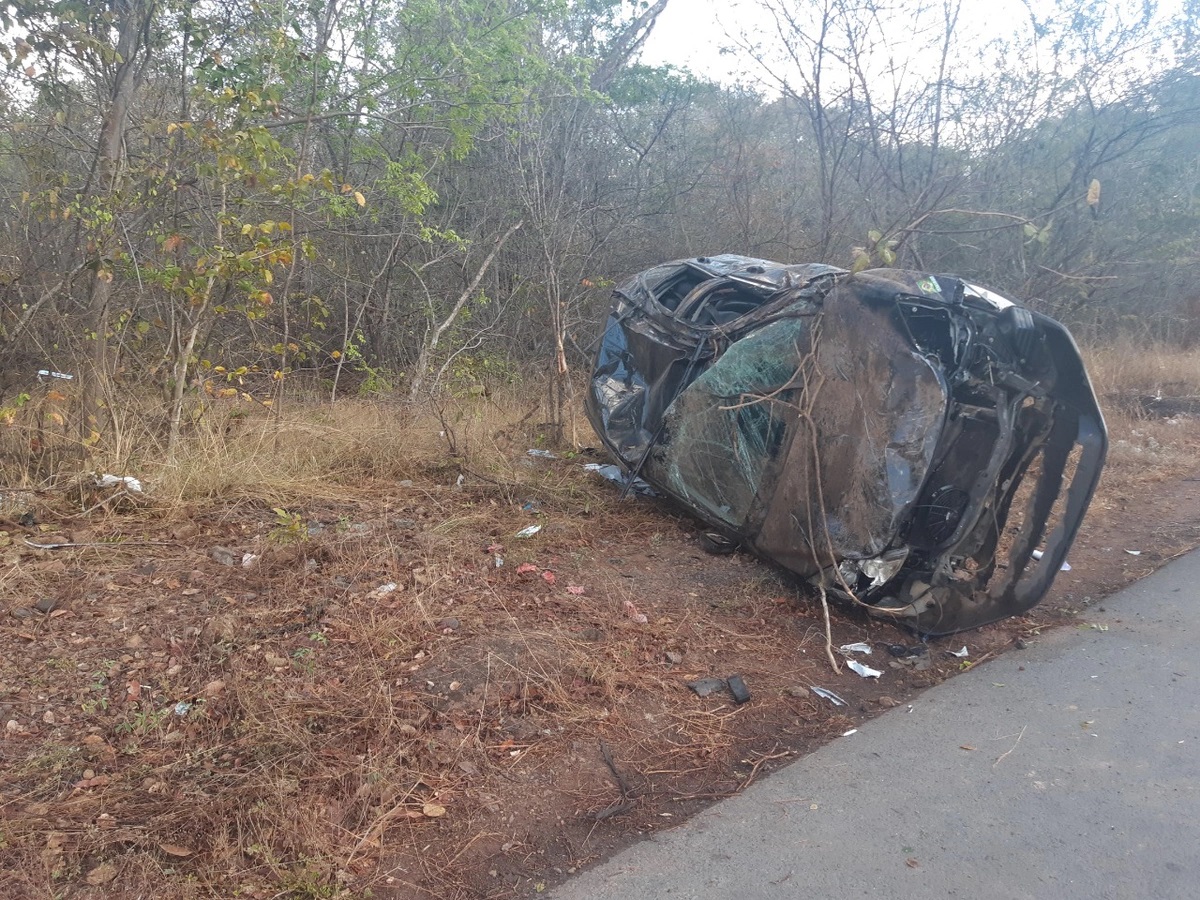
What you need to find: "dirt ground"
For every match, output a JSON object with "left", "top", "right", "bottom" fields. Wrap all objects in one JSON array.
[{"left": 2, "top": 427, "right": 1200, "bottom": 899}]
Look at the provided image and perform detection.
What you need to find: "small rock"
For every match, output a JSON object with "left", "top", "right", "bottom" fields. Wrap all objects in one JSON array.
[
  {"left": 34, "top": 598, "right": 60, "bottom": 614},
  {"left": 1015, "top": 638, "right": 1030, "bottom": 650},
  {"left": 398, "top": 480, "right": 414, "bottom": 487},
  {"left": 9, "top": 607, "right": 33, "bottom": 620},
  {"left": 5, "top": 719, "right": 20, "bottom": 732},
  {"left": 436, "top": 617, "right": 461, "bottom": 632},
  {"left": 85, "top": 862, "right": 118, "bottom": 886},
  {"left": 42, "top": 710, "right": 55, "bottom": 724},
  {"left": 580, "top": 627, "right": 604, "bottom": 642},
  {"left": 202, "top": 679, "right": 226, "bottom": 697},
  {"left": 785, "top": 685, "right": 810, "bottom": 698},
  {"left": 664, "top": 650, "right": 683, "bottom": 665},
  {"left": 210, "top": 546, "right": 237, "bottom": 567},
  {"left": 877, "top": 696, "right": 900, "bottom": 708},
  {"left": 171, "top": 521, "right": 200, "bottom": 541},
  {"left": 394, "top": 519, "right": 417, "bottom": 529},
  {"left": 687, "top": 677, "right": 727, "bottom": 698}
]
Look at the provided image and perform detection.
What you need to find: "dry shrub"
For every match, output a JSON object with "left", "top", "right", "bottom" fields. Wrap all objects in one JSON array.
[
  {"left": 0, "top": 375, "right": 581, "bottom": 508},
  {"left": 1078, "top": 342, "right": 1200, "bottom": 496},
  {"left": 1082, "top": 340, "right": 1200, "bottom": 415}
]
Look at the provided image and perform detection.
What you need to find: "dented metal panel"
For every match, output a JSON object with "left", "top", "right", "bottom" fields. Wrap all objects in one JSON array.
[{"left": 586, "top": 256, "right": 1107, "bottom": 635}]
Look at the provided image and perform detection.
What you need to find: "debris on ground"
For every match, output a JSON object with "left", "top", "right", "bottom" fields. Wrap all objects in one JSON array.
[
  {"left": 811, "top": 686, "right": 848, "bottom": 706},
  {"left": 847, "top": 659, "right": 883, "bottom": 679},
  {"left": 95, "top": 474, "right": 144, "bottom": 493},
  {"left": 686, "top": 677, "right": 727, "bottom": 697},
  {"left": 583, "top": 463, "right": 656, "bottom": 497},
  {"left": 727, "top": 675, "right": 751, "bottom": 704}
]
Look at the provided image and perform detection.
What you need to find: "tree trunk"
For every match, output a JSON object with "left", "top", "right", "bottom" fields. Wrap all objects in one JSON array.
[{"left": 81, "top": 0, "right": 154, "bottom": 445}]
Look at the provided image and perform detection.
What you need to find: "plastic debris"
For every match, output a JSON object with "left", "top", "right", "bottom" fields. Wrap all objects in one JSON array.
[
  {"left": 1124, "top": 549, "right": 1142, "bottom": 556},
  {"left": 687, "top": 677, "right": 726, "bottom": 697},
  {"left": 811, "top": 686, "right": 847, "bottom": 706},
  {"left": 521, "top": 500, "right": 540, "bottom": 513},
  {"left": 582, "top": 463, "right": 657, "bottom": 497},
  {"left": 842, "top": 729, "right": 859, "bottom": 737},
  {"left": 847, "top": 659, "right": 883, "bottom": 679},
  {"left": 949, "top": 646, "right": 969, "bottom": 658},
  {"left": 369, "top": 582, "right": 398, "bottom": 598},
  {"left": 1031, "top": 549, "right": 1071, "bottom": 571},
  {"left": 566, "top": 584, "right": 585, "bottom": 595},
  {"left": 516, "top": 562, "right": 539, "bottom": 575},
  {"left": 241, "top": 553, "right": 259, "bottom": 568},
  {"left": 37, "top": 369, "right": 74, "bottom": 381},
  {"left": 839, "top": 641, "right": 872, "bottom": 655},
  {"left": 541, "top": 570, "right": 556, "bottom": 585},
  {"left": 173, "top": 701, "right": 194, "bottom": 716},
  {"left": 526, "top": 449, "right": 558, "bottom": 459},
  {"left": 514, "top": 524, "right": 543, "bottom": 538},
  {"left": 96, "top": 474, "right": 143, "bottom": 493},
  {"left": 727, "top": 674, "right": 751, "bottom": 704}
]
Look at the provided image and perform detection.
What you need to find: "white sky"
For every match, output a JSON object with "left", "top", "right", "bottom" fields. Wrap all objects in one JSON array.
[
  {"left": 638, "top": 0, "right": 1185, "bottom": 88},
  {"left": 638, "top": 0, "right": 758, "bottom": 83}
]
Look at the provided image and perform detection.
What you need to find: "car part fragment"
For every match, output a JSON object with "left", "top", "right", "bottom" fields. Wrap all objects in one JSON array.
[{"left": 586, "top": 255, "right": 1106, "bottom": 635}]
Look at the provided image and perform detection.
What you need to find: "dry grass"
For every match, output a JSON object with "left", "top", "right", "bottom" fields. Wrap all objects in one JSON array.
[
  {"left": 1077, "top": 342, "right": 1200, "bottom": 492},
  {"left": 1082, "top": 340, "right": 1200, "bottom": 416},
  {"left": 0, "top": 469, "right": 842, "bottom": 899},
  {"left": 0, "top": 378, "right": 568, "bottom": 506}
]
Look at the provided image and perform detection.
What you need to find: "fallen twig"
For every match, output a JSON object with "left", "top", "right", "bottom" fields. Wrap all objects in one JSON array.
[
  {"left": 993, "top": 724, "right": 1027, "bottom": 767},
  {"left": 815, "top": 581, "right": 840, "bottom": 672},
  {"left": 595, "top": 741, "right": 637, "bottom": 820}
]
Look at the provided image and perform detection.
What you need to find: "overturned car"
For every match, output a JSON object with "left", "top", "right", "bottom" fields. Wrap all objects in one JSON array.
[{"left": 585, "top": 255, "right": 1106, "bottom": 635}]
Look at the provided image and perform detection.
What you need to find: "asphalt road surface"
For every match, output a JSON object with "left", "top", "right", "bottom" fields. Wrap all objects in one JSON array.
[{"left": 551, "top": 550, "right": 1200, "bottom": 899}]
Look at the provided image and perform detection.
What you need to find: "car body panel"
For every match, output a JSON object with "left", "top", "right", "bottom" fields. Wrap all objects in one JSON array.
[{"left": 586, "top": 255, "right": 1108, "bottom": 635}]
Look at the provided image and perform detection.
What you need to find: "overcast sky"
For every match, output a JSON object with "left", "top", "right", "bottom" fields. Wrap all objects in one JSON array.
[
  {"left": 637, "top": 0, "right": 1185, "bottom": 87},
  {"left": 638, "top": 0, "right": 761, "bottom": 83}
]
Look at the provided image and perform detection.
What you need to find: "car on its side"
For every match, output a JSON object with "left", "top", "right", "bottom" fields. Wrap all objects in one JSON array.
[{"left": 586, "top": 255, "right": 1106, "bottom": 635}]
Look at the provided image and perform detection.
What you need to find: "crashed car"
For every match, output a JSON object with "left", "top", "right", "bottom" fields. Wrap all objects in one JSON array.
[{"left": 585, "top": 255, "right": 1106, "bottom": 635}]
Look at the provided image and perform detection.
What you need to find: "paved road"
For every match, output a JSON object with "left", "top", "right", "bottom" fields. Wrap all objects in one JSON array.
[{"left": 551, "top": 550, "right": 1200, "bottom": 899}]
